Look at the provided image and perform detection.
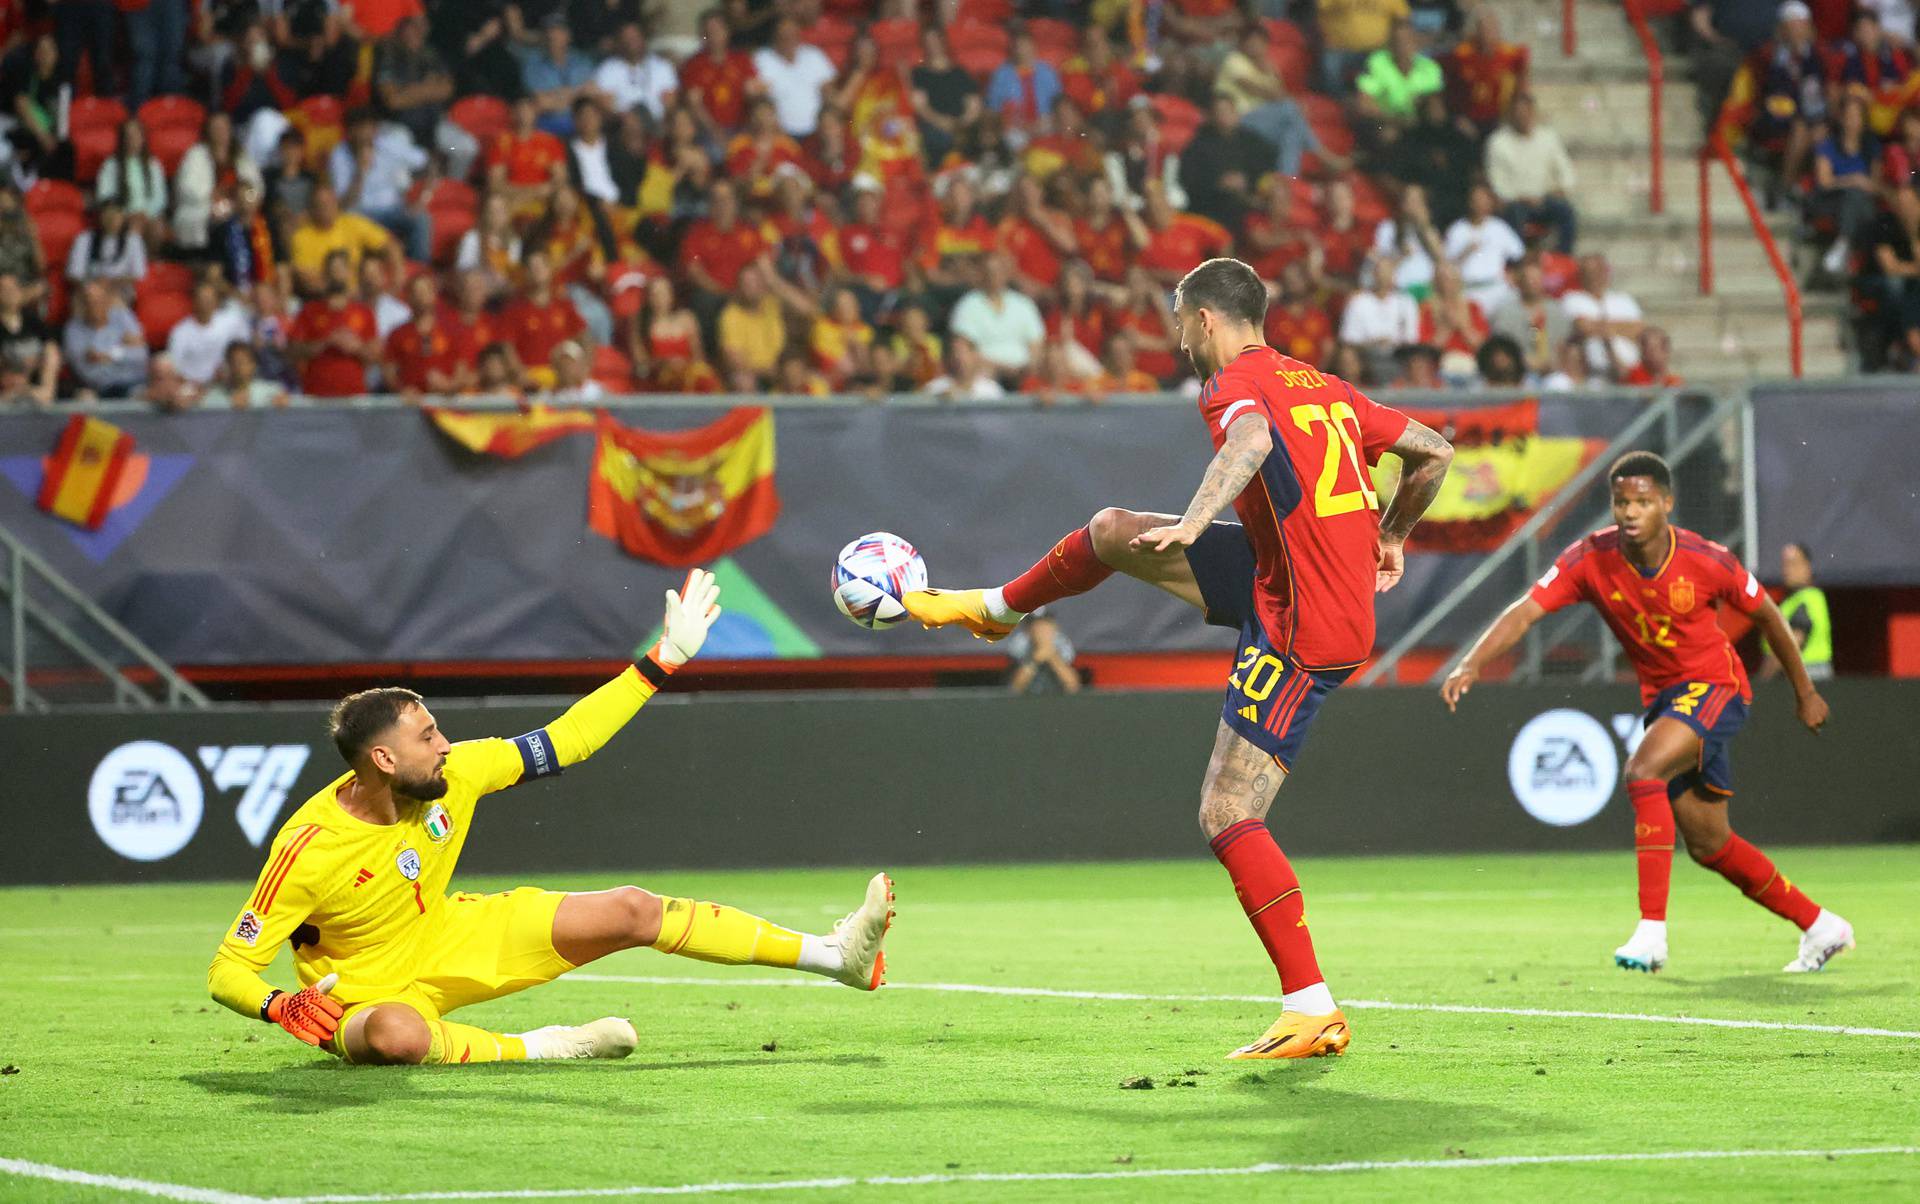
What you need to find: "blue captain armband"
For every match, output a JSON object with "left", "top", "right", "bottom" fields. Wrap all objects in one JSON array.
[{"left": 510, "top": 729, "right": 564, "bottom": 782}]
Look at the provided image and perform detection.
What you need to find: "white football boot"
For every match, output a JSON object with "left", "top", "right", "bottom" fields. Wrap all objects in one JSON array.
[
  {"left": 1784, "top": 909, "right": 1855, "bottom": 973},
  {"left": 1613, "top": 919, "right": 1668, "bottom": 973},
  {"left": 824, "top": 872, "right": 895, "bottom": 990},
  {"left": 518, "top": 1017, "right": 639, "bottom": 1060}
]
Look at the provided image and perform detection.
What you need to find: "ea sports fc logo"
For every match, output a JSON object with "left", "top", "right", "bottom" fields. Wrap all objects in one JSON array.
[
  {"left": 1506, "top": 709, "right": 1619, "bottom": 827},
  {"left": 88, "top": 741, "right": 205, "bottom": 861}
]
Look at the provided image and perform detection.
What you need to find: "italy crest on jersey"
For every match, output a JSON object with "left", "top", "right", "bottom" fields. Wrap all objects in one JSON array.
[
  {"left": 1669, "top": 577, "right": 1696, "bottom": 614},
  {"left": 424, "top": 803, "right": 453, "bottom": 844}
]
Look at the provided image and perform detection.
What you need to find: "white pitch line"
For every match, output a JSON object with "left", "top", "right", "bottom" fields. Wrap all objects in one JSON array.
[
  {"left": 269, "top": 1147, "right": 1920, "bottom": 1201},
  {"left": 0, "top": 1158, "right": 268, "bottom": 1204},
  {"left": 565, "top": 974, "right": 1920, "bottom": 1040}
]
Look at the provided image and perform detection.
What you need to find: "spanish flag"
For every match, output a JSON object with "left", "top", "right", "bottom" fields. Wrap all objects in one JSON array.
[
  {"left": 37, "top": 414, "right": 135, "bottom": 530},
  {"left": 424, "top": 405, "right": 598, "bottom": 458},
  {"left": 587, "top": 408, "right": 779, "bottom": 567},
  {"left": 1371, "top": 399, "right": 1600, "bottom": 553}
]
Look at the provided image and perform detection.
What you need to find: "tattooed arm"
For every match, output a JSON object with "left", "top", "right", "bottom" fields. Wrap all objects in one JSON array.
[
  {"left": 1130, "top": 414, "right": 1274, "bottom": 553},
  {"left": 1374, "top": 418, "right": 1454, "bottom": 593}
]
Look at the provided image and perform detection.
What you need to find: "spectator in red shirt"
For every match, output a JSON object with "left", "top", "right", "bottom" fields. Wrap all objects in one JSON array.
[
  {"left": 1242, "top": 181, "right": 1315, "bottom": 280},
  {"left": 501, "top": 248, "right": 590, "bottom": 385},
  {"left": 1044, "top": 258, "right": 1111, "bottom": 370},
  {"left": 1098, "top": 330, "right": 1161, "bottom": 392},
  {"left": 678, "top": 178, "right": 770, "bottom": 309},
  {"left": 1112, "top": 265, "right": 1181, "bottom": 380},
  {"left": 1418, "top": 262, "right": 1491, "bottom": 381},
  {"left": 1136, "top": 178, "right": 1232, "bottom": 288},
  {"left": 1263, "top": 260, "right": 1336, "bottom": 367},
  {"left": 487, "top": 97, "right": 570, "bottom": 213},
  {"left": 1319, "top": 176, "right": 1374, "bottom": 289},
  {"left": 1072, "top": 175, "right": 1147, "bottom": 284},
  {"left": 997, "top": 173, "right": 1079, "bottom": 295},
  {"left": 917, "top": 174, "right": 996, "bottom": 294},
  {"left": 1621, "top": 327, "right": 1683, "bottom": 386},
  {"left": 383, "top": 273, "right": 473, "bottom": 397},
  {"left": 289, "top": 250, "right": 380, "bottom": 398},
  {"left": 1059, "top": 25, "right": 1141, "bottom": 122},
  {"left": 443, "top": 268, "right": 510, "bottom": 367},
  {"left": 827, "top": 178, "right": 907, "bottom": 316},
  {"left": 726, "top": 96, "right": 811, "bottom": 198},
  {"left": 1445, "top": 7, "right": 1530, "bottom": 137},
  {"left": 679, "top": 7, "right": 762, "bottom": 140}
]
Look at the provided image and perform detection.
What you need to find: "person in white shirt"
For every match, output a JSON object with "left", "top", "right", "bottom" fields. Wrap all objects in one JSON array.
[
  {"left": 947, "top": 253, "right": 1046, "bottom": 379},
  {"left": 567, "top": 97, "right": 620, "bottom": 206},
  {"left": 358, "top": 256, "right": 412, "bottom": 340},
  {"left": 1560, "top": 253, "right": 1646, "bottom": 377},
  {"left": 1372, "top": 184, "right": 1442, "bottom": 294},
  {"left": 201, "top": 341, "right": 291, "bottom": 409},
  {"left": 752, "top": 17, "right": 838, "bottom": 138},
  {"left": 1484, "top": 92, "right": 1578, "bottom": 252},
  {"left": 329, "top": 109, "right": 431, "bottom": 262},
  {"left": 166, "top": 280, "right": 253, "bottom": 387},
  {"left": 593, "top": 22, "right": 678, "bottom": 122},
  {"left": 67, "top": 199, "right": 149, "bottom": 299},
  {"left": 1860, "top": 0, "right": 1915, "bottom": 44},
  {"left": 924, "top": 336, "right": 1009, "bottom": 400},
  {"left": 1339, "top": 258, "right": 1420, "bottom": 383},
  {"left": 1444, "top": 183, "right": 1526, "bottom": 312}
]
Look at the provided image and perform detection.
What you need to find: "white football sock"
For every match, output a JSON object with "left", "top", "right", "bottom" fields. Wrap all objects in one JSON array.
[
  {"left": 1634, "top": 919, "right": 1668, "bottom": 942},
  {"left": 982, "top": 587, "right": 1022, "bottom": 624},
  {"left": 1281, "top": 982, "right": 1336, "bottom": 1014},
  {"left": 794, "top": 933, "right": 844, "bottom": 977}
]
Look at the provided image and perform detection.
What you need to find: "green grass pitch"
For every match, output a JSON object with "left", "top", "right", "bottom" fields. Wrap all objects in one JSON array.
[{"left": 3, "top": 848, "right": 1918, "bottom": 1202}]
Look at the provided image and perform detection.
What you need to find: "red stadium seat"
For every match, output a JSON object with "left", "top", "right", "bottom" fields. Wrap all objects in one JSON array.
[
  {"left": 136, "top": 289, "right": 194, "bottom": 350},
  {"left": 1263, "top": 18, "right": 1310, "bottom": 55},
  {"left": 429, "top": 206, "right": 474, "bottom": 265},
  {"left": 147, "top": 123, "right": 199, "bottom": 175},
  {"left": 32, "top": 208, "right": 85, "bottom": 269},
  {"left": 448, "top": 95, "right": 511, "bottom": 144},
  {"left": 140, "top": 260, "right": 197, "bottom": 299},
  {"left": 68, "top": 95, "right": 128, "bottom": 134},
  {"left": 804, "top": 15, "right": 857, "bottom": 64},
  {"left": 291, "top": 95, "right": 346, "bottom": 160},
  {"left": 71, "top": 125, "right": 116, "bottom": 184},
  {"left": 1346, "top": 173, "right": 1392, "bottom": 225},
  {"left": 954, "top": 0, "right": 1013, "bottom": 24},
  {"left": 591, "top": 345, "right": 636, "bottom": 392},
  {"left": 1151, "top": 93, "right": 1203, "bottom": 154},
  {"left": 1267, "top": 37, "right": 1311, "bottom": 93},
  {"left": 137, "top": 95, "right": 206, "bottom": 135},
  {"left": 949, "top": 22, "right": 1010, "bottom": 80},
  {"left": 1298, "top": 94, "right": 1355, "bottom": 169},
  {"left": 423, "top": 178, "right": 478, "bottom": 215},
  {"left": 25, "top": 179, "right": 87, "bottom": 218},
  {"left": 869, "top": 18, "right": 923, "bottom": 68},
  {"left": 1028, "top": 18, "right": 1078, "bottom": 66},
  {"left": 43, "top": 275, "right": 68, "bottom": 327}
]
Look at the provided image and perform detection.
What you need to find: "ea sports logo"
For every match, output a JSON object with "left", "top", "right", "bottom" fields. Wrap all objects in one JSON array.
[
  {"left": 1507, "top": 709, "right": 1618, "bottom": 827},
  {"left": 88, "top": 741, "right": 205, "bottom": 861}
]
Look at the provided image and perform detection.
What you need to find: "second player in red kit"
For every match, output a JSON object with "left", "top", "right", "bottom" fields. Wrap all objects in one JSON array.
[
  {"left": 1444, "top": 452, "right": 1851, "bottom": 975},
  {"left": 901, "top": 258, "right": 1456, "bottom": 1059}
]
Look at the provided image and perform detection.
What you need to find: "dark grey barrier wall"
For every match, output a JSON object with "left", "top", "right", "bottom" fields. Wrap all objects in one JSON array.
[{"left": 5, "top": 680, "right": 1914, "bottom": 885}]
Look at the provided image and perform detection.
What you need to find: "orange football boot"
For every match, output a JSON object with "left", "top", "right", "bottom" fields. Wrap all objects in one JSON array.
[
  {"left": 1226, "top": 1009, "right": 1352, "bottom": 1060},
  {"left": 900, "top": 589, "right": 1020, "bottom": 642}
]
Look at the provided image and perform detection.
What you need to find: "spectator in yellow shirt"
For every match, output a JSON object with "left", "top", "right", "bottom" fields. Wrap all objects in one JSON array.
[
  {"left": 717, "top": 262, "right": 787, "bottom": 390},
  {"left": 289, "top": 184, "right": 399, "bottom": 299}
]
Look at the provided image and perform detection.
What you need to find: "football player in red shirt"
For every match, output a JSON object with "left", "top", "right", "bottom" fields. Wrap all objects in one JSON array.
[
  {"left": 904, "top": 259, "right": 1455, "bottom": 1059},
  {"left": 1443, "top": 452, "right": 1849, "bottom": 975}
]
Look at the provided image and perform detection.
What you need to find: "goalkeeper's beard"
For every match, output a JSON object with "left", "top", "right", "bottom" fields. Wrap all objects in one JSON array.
[{"left": 394, "top": 765, "right": 450, "bottom": 802}]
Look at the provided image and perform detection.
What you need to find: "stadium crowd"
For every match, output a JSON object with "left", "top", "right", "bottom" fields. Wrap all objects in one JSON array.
[{"left": 0, "top": 0, "right": 1681, "bottom": 407}]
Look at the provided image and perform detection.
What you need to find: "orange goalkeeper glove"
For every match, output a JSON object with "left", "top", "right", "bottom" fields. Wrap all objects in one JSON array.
[{"left": 262, "top": 972, "right": 344, "bottom": 1047}]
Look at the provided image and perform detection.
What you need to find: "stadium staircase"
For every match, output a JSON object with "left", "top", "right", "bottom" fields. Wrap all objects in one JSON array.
[
  {"left": 0, "top": 518, "right": 208, "bottom": 712},
  {"left": 1483, "top": 0, "right": 1849, "bottom": 382}
]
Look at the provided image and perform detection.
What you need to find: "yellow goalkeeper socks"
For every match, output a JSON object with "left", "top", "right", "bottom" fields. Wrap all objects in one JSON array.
[
  {"left": 652, "top": 896, "right": 833, "bottom": 971},
  {"left": 424, "top": 1020, "right": 527, "bottom": 1065}
]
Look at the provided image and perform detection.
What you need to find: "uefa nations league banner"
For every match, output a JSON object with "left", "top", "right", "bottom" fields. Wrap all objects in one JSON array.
[
  {"left": 2, "top": 681, "right": 1914, "bottom": 885},
  {"left": 0, "top": 396, "right": 1659, "bottom": 667}
]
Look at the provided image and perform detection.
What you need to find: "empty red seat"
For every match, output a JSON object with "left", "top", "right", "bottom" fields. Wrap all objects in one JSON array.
[
  {"left": 72, "top": 125, "right": 116, "bottom": 184},
  {"left": 32, "top": 208, "right": 85, "bottom": 268},
  {"left": 137, "top": 95, "right": 206, "bottom": 135},
  {"left": 69, "top": 95, "right": 128, "bottom": 134},
  {"left": 148, "top": 123, "right": 199, "bottom": 175},
  {"left": 869, "top": 18, "right": 923, "bottom": 68},
  {"left": 953, "top": 0, "right": 1013, "bottom": 23},
  {"left": 950, "top": 22, "right": 1010, "bottom": 80},
  {"left": 140, "top": 260, "right": 197, "bottom": 298},
  {"left": 1151, "top": 93, "right": 1203, "bottom": 154},
  {"left": 25, "top": 179, "right": 87, "bottom": 218},
  {"left": 136, "top": 289, "right": 194, "bottom": 350},
  {"left": 448, "top": 95, "right": 511, "bottom": 144},
  {"left": 1028, "top": 18, "right": 1078, "bottom": 66}
]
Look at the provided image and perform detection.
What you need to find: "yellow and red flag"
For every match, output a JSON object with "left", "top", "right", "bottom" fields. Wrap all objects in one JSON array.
[
  {"left": 587, "top": 408, "right": 779, "bottom": 566},
  {"left": 1371, "top": 399, "right": 1601, "bottom": 553},
  {"left": 424, "top": 405, "right": 597, "bottom": 458},
  {"left": 37, "top": 414, "right": 135, "bottom": 530}
]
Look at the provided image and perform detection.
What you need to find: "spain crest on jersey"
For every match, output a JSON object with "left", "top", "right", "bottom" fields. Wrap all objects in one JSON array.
[
  {"left": 424, "top": 803, "right": 453, "bottom": 844},
  {"left": 1669, "top": 577, "right": 1697, "bottom": 614}
]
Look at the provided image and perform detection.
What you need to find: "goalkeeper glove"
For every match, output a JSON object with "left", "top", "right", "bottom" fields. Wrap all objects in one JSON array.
[
  {"left": 652, "top": 568, "right": 722, "bottom": 669},
  {"left": 262, "top": 972, "right": 344, "bottom": 1047}
]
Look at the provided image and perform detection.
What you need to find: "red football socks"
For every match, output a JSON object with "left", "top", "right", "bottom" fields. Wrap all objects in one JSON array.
[
  {"left": 1627, "top": 779, "right": 1675, "bottom": 922},
  {"left": 1000, "top": 525, "right": 1114, "bottom": 614},
  {"left": 1209, "top": 819, "right": 1324, "bottom": 991},
  {"left": 1701, "top": 834, "right": 1822, "bottom": 930}
]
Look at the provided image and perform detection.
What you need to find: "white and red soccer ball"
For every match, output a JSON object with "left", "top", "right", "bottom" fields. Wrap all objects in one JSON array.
[{"left": 832, "top": 532, "right": 927, "bottom": 629}]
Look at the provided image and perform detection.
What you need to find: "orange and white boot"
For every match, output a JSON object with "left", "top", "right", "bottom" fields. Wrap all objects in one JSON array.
[
  {"left": 825, "top": 873, "right": 895, "bottom": 990},
  {"left": 900, "top": 589, "right": 1021, "bottom": 642},
  {"left": 1226, "top": 1009, "right": 1352, "bottom": 1060}
]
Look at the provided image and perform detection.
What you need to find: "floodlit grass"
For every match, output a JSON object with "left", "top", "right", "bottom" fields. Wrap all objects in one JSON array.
[{"left": 2, "top": 848, "right": 1918, "bottom": 1201}]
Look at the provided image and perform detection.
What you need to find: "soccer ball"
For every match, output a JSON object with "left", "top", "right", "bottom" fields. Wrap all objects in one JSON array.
[{"left": 832, "top": 533, "right": 928, "bottom": 629}]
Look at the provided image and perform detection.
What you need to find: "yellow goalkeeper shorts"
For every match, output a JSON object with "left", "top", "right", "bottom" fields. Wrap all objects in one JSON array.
[{"left": 326, "top": 887, "right": 576, "bottom": 1057}]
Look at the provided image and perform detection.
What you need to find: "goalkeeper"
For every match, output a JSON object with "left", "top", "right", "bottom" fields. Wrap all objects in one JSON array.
[{"left": 207, "top": 569, "right": 895, "bottom": 1065}]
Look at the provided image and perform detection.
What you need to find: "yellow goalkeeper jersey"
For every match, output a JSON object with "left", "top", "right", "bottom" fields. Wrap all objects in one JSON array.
[{"left": 207, "top": 665, "right": 659, "bottom": 1019}]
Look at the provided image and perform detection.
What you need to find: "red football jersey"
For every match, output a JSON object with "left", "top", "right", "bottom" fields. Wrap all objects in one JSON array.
[
  {"left": 1529, "top": 525, "right": 1764, "bottom": 703},
  {"left": 290, "top": 300, "right": 376, "bottom": 397},
  {"left": 501, "top": 295, "right": 587, "bottom": 369},
  {"left": 384, "top": 319, "right": 473, "bottom": 392},
  {"left": 1199, "top": 345, "right": 1410, "bottom": 670}
]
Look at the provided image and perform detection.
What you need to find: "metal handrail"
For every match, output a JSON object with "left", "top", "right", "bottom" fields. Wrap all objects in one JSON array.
[
  {"left": 1697, "top": 133, "right": 1804, "bottom": 377},
  {"left": 1563, "top": 0, "right": 1576, "bottom": 57},
  {"left": 1358, "top": 388, "right": 1689, "bottom": 687},
  {"left": 0, "top": 519, "right": 210, "bottom": 711},
  {"left": 1622, "top": 0, "right": 1665, "bottom": 214}
]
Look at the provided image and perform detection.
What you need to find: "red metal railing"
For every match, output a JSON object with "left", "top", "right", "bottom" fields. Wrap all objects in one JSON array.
[
  {"left": 1563, "top": 0, "right": 1576, "bottom": 56},
  {"left": 1698, "top": 134, "right": 1805, "bottom": 377},
  {"left": 1622, "top": 0, "right": 1664, "bottom": 212}
]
